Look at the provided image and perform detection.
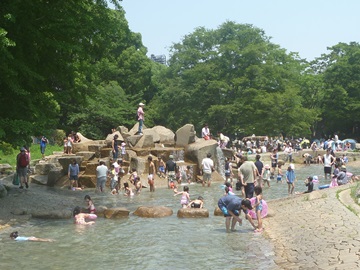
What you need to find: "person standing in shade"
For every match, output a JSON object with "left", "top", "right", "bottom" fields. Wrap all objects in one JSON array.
[
  {"left": 238, "top": 155, "right": 257, "bottom": 198},
  {"left": 137, "top": 102, "right": 145, "bottom": 135},
  {"left": 112, "top": 134, "right": 119, "bottom": 159},
  {"left": 200, "top": 153, "right": 215, "bottom": 187},
  {"left": 96, "top": 161, "right": 108, "bottom": 192},
  {"left": 16, "top": 147, "right": 29, "bottom": 189},
  {"left": 40, "top": 135, "right": 49, "bottom": 159}
]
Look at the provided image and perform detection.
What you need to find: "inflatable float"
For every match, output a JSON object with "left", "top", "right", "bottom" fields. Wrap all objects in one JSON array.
[
  {"left": 248, "top": 197, "right": 268, "bottom": 219},
  {"left": 318, "top": 184, "right": 330, "bottom": 190}
]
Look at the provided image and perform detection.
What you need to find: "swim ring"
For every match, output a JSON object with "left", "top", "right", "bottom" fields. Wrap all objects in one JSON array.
[
  {"left": 88, "top": 214, "right": 97, "bottom": 220},
  {"left": 248, "top": 197, "right": 268, "bottom": 219}
]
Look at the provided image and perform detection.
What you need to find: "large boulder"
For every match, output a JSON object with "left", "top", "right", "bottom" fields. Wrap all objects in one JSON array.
[
  {"left": 88, "top": 143, "right": 107, "bottom": 158},
  {"left": 103, "top": 207, "right": 130, "bottom": 218},
  {"left": 214, "top": 207, "right": 223, "bottom": 216},
  {"left": 134, "top": 134, "right": 155, "bottom": 148},
  {"left": 31, "top": 210, "right": 72, "bottom": 219},
  {"left": 105, "top": 131, "right": 124, "bottom": 147},
  {"left": 143, "top": 129, "right": 161, "bottom": 143},
  {"left": 185, "top": 139, "right": 219, "bottom": 167},
  {"left": 177, "top": 208, "right": 209, "bottom": 218},
  {"left": 78, "top": 175, "right": 96, "bottom": 188},
  {"left": 76, "top": 151, "right": 96, "bottom": 161},
  {"left": 30, "top": 175, "right": 48, "bottom": 185},
  {"left": 175, "top": 124, "right": 196, "bottom": 147},
  {"left": 35, "top": 163, "right": 58, "bottom": 175},
  {"left": 128, "top": 122, "right": 147, "bottom": 135},
  {"left": 126, "top": 135, "right": 142, "bottom": 147},
  {"left": 47, "top": 167, "right": 64, "bottom": 187},
  {"left": 84, "top": 162, "right": 99, "bottom": 175},
  {"left": 130, "top": 156, "right": 147, "bottom": 175},
  {"left": 73, "top": 139, "right": 106, "bottom": 154},
  {"left": 133, "top": 206, "right": 173, "bottom": 218},
  {"left": 116, "top": 125, "right": 129, "bottom": 135},
  {"left": 149, "top": 126, "right": 175, "bottom": 145},
  {"left": 58, "top": 156, "right": 84, "bottom": 175}
]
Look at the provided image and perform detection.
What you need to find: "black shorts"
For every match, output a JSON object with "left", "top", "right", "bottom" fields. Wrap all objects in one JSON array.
[
  {"left": 324, "top": 167, "right": 332, "bottom": 174},
  {"left": 271, "top": 162, "right": 277, "bottom": 168}
]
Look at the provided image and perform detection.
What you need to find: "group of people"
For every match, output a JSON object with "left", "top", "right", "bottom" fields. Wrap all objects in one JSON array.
[{"left": 63, "top": 131, "right": 81, "bottom": 155}]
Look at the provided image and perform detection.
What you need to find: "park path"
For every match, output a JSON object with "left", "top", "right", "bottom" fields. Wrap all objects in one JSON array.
[{"left": 263, "top": 185, "right": 360, "bottom": 270}]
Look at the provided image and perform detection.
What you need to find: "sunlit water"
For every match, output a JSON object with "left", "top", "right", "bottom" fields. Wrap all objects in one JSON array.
[{"left": 1, "top": 163, "right": 358, "bottom": 270}]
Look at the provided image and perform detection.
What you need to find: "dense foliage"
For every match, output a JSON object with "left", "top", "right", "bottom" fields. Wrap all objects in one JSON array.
[{"left": 0, "top": 2, "right": 359, "bottom": 147}]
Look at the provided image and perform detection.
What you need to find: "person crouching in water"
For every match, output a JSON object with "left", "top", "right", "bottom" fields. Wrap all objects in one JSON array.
[{"left": 217, "top": 194, "right": 256, "bottom": 233}]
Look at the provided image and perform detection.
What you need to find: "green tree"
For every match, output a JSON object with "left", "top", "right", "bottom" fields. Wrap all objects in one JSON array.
[{"left": 151, "top": 21, "right": 317, "bottom": 137}]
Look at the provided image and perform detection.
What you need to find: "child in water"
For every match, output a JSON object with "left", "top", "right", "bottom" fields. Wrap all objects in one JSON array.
[
  {"left": 224, "top": 182, "right": 235, "bottom": 195},
  {"left": 157, "top": 157, "right": 166, "bottom": 178},
  {"left": 277, "top": 164, "right": 283, "bottom": 183},
  {"left": 10, "top": 231, "right": 54, "bottom": 242},
  {"left": 188, "top": 196, "right": 204, "bottom": 208},
  {"left": 84, "top": 195, "right": 96, "bottom": 214},
  {"left": 123, "top": 182, "right": 134, "bottom": 196},
  {"left": 253, "top": 186, "right": 263, "bottom": 232},
  {"left": 262, "top": 164, "right": 271, "bottom": 187},
  {"left": 174, "top": 186, "right": 190, "bottom": 208},
  {"left": 286, "top": 165, "right": 296, "bottom": 195},
  {"left": 73, "top": 206, "right": 96, "bottom": 225},
  {"left": 186, "top": 165, "right": 193, "bottom": 184},
  {"left": 129, "top": 168, "right": 142, "bottom": 194}
]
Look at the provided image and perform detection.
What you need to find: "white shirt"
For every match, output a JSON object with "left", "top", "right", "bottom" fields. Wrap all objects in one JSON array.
[
  {"left": 201, "top": 127, "right": 210, "bottom": 138},
  {"left": 202, "top": 158, "right": 214, "bottom": 174}
]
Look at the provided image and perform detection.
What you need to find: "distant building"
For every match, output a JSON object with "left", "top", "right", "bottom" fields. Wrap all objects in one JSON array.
[{"left": 150, "top": 54, "right": 167, "bottom": 65}]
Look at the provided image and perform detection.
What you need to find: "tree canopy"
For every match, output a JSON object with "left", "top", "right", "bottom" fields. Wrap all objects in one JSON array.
[{"left": 1, "top": 3, "right": 359, "bottom": 147}]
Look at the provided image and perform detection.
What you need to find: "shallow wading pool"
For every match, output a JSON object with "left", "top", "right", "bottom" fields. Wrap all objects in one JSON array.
[{"left": 1, "top": 164, "right": 358, "bottom": 270}]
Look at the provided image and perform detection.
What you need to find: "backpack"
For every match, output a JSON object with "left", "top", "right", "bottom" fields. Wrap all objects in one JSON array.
[
  {"left": 135, "top": 111, "right": 138, "bottom": 121},
  {"left": 18, "top": 153, "right": 29, "bottom": 167}
]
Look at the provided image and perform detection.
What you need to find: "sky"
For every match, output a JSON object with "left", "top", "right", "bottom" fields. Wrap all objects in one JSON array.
[{"left": 118, "top": 0, "right": 360, "bottom": 62}]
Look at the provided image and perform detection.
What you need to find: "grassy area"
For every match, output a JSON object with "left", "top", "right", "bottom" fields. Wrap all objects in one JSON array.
[{"left": 0, "top": 144, "right": 63, "bottom": 168}]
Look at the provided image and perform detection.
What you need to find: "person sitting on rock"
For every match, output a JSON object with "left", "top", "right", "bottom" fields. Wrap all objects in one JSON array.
[
  {"left": 188, "top": 196, "right": 204, "bottom": 208},
  {"left": 296, "top": 176, "right": 314, "bottom": 194}
]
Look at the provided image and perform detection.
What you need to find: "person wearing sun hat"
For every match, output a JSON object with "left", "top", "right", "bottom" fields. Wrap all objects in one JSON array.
[{"left": 137, "top": 102, "right": 145, "bottom": 135}]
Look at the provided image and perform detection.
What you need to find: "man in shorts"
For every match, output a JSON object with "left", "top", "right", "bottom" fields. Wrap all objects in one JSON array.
[
  {"left": 165, "top": 155, "right": 178, "bottom": 188},
  {"left": 201, "top": 153, "right": 214, "bottom": 187},
  {"left": 238, "top": 155, "right": 257, "bottom": 198},
  {"left": 217, "top": 195, "right": 256, "bottom": 232}
]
